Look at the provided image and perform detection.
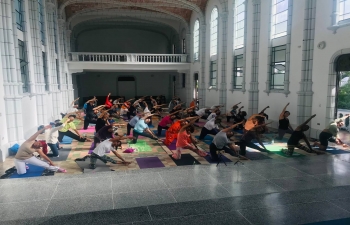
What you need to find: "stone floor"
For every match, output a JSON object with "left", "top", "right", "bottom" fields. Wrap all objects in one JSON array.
[{"left": 1, "top": 117, "right": 350, "bottom": 224}]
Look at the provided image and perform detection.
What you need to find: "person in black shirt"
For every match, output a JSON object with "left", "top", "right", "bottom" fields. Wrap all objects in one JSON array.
[
  {"left": 276, "top": 103, "right": 293, "bottom": 140},
  {"left": 284, "top": 114, "right": 324, "bottom": 156},
  {"left": 232, "top": 106, "right": 247, "bottom": 130},
  {"left": 95, "top": 112, "right": 109, "bottom": 133},
  {"left": 83, "top": 99, "right": 98, "bottom": 130}
]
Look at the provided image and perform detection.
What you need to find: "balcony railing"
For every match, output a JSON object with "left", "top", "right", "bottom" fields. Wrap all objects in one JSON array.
[{"left": 69, "top": 52, "right": 188, "bottom": 63}]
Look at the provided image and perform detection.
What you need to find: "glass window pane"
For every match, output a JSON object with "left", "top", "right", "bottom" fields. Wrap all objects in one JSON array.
[
  {"left": 275, "top": 10, "right": 288, "bottom": 24},
  {"left": 276, "top": 0, "right": 288, "bottom": 14},
  {"left": 274, "top": 21, "right": 288, "bottom": 35}
]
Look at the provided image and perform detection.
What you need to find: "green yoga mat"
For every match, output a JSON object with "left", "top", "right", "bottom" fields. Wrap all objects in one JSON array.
[
  {"left": 266, "top": 145, "right": 305, "bottom": 158},
  {"left": 127, "top": 140, "right": 153, "bottom": 152}
]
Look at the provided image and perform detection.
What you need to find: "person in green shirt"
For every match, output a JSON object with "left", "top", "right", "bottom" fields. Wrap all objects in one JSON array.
[
  {"left": 58, "top": 114, "right": 92, "bottom": 143},
  {"left": 314, "top": 115, "right": 350, "bottom": 150}
]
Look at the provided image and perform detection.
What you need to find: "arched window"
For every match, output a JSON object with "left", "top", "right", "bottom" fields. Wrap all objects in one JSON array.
[
  {"left": 210, "top": 8, "right": 218, "bottom": 56},
  {"left": 271, "top": 0, "right": 289, "bottom": 39},
  {"left": 234, "top": 0, "right": 245, "bottom": 49},
  {"left": 193, "top": 20, "right": 200, "bottom": 60}
]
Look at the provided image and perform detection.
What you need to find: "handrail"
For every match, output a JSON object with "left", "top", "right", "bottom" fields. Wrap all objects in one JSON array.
[{"left": 68, "top": 52, "right": 188, "bottom": 63}]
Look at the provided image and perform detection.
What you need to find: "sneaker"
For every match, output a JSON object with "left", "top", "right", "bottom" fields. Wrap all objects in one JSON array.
[{"left": 57, "top": 168, "right": 67, "bottom": 173}]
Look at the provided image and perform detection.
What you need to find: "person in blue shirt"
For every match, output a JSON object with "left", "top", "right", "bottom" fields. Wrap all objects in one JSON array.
[
  {"left": 127, "top": 112, "right": 143, "bottom": 135},
  {"left": 132, "top": 114, "right": 161, "bottom": 143}
]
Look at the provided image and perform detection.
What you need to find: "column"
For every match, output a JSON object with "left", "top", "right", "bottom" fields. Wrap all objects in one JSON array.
[
  {"left": 0, "top": 0, "right": 25, "bottom": 147},
  {"left": 297, "top": 0, "right": 316, "bottom": 132},
  {"left": 248, "top": 0, "right": 261, "bottom": 116},
  {"left": 58, "top": 18, "right": 68, "bottom": 110},
  {"left": 198, "top": 24, "right": 206, "bottom": 108},
  {"left": 219, "top": 12, "right": 228, "bottom": 113}
]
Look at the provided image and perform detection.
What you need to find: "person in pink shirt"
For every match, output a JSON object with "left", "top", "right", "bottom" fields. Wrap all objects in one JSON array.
[
  {"left": 157, "top": 110, "right": 180, "bottom": 136},
  {"left": 172, "top": 117, "right": 207, "bottom": 160}
]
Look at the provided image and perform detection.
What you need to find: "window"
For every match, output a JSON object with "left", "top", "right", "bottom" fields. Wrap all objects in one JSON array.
[
  {"left": 210, "top": 60, "right": 217, "bottom": 87},
  {"left": 63, "top": 31, "right": 66, "bottom": 58},
  {"left": 53, "top": 13, "right": 58, "bottom": 53},
  {"left": 271, "top": 0, "right": 289, "bottom": 39},
  {"left": 15, "top": 0, "right": 24, "bottom": 31},
  {"left": 339, "top": 0, "right": 350, "bottom": 22},
  {"left": 18, "top": 40, "right": 29, "bottom": 93},
  {"left": 270, "top": 45, "right": 286, "bottom": 90},
  {"left": 234, "top": 0, "right": 245, "bottom": 49},
  {"left": 233, "top": 55, "right": 243, "bottom": 89},
  {"left": 56, "top": 59, "right": 60, "bottom": 89},
  {"left": 65, "top": 73, "right": 68, "bottom": 84},
  {"left": 38, "top": 0, "right": 45, "bottom": 45},
  {"left": 182, "top": 73, "right": 186, "bottom": 88},
  {"left": 182, "top": 39, "right": 186, "bottom": 54},
  {"left": 42, "top": 52, "right": 49, "bottom": 91},
  {"left": 193, "top": 20, "right": 200, "bottom": 60},
  {"left": 210, "top": 8, "right": 218, "bottom": 56}
]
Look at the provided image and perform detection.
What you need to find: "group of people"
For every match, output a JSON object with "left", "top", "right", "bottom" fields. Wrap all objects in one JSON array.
[{"left": 12, "top": 94, "right": 349, "bottom": 175}]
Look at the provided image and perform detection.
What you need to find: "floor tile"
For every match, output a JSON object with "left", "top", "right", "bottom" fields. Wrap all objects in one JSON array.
[
  {"left": 0, "top": 200, "right": 49, "bottom": 222},
  {"left": 112, "top": 173, "right": 168, "bottom": 193},
  {"left": 285, "top": 160, "right": 350, "bottom": 175},
  {"left": 41, "top": 207, "right": 151, "bottom": 225},
  {"left": 134, "top": 211, "right": 251, "bottom": 225},
  {"left": 238, "top": 201, "right": 350, "bottom": 225},
  {"left": 53, "top": 177, "right": 112, "bottom": 199},
  {"left": 314, "top": 173, "right": 350, "bottom": 186},
  {"left": 269, "top": 176, "right": 332, "bottom": 191},
  {"left": 113, "top": 189, "right": 176, "bottom": 209},
  {"left": 0, "top": 181, "right": 58, "bottom": 203},
  {"left": 169, "top": 184, "right": 231, "bottom": 202},
  {"left": 45, "top": 194, "right": 113, "bottom": 217},
  {"left": 246, "top": 162, "right": 308, "bottom": 179},
  {"left": 159, "top": 168, "right": 218, "bottom": 188},
  {"left": 221, "top": 180, "right": 285, "bottom": 196},
  {"left": 330, "top": 197, "right": 350, "bottom": 213}
]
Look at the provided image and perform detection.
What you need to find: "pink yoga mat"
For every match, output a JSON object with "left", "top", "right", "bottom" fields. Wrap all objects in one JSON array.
[{"left": 80, "top": 127, "right": 95, "bottom": 133}]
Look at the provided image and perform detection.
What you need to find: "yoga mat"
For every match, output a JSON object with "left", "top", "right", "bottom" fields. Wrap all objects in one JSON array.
[
  {"left": 204, "top": 153, "right": 232, "bottom": 163},
  {"left": 194, "top": 121, "right": 206, "bottom": 127},
  {"left": 166, "top": 140, "right": 177, "bottom": 150},
  {"left": 80, "top": 127, "right": 95, "bottom": 133},
  {"left": 245, "top": 151, "right": 272, "bottom": 160},
  {"left": 136, "top": 157, "right": 165, "bottom": 169},
  {"left": 128, "top": 140, "right": 153, "bottom": 152},
  {"left": 10, "top": 165, "right": 45, "bottom": 178},
  {"left": 266, "top": 145, "right": 305, "bottom": 158},
  {"left": 313, "top": 146, "right": 350, "bottom": 155},
  {"left": 61, "top": 136, "right": 73, "bottom": 144},
  {"left": 170, "top": 153, "right": 201, "bottom": 166},
  {"left": 195, "top": 135, "right": 213, "bottom": 145},
  {"left": 50, "top": 148, "right": 71, "bottom": 162},
  {"left": 88, "top": 142, "right": 95, "bottom": 154},
  {"left": 152, "top": 129, "right": 166, "bottom": 137}
]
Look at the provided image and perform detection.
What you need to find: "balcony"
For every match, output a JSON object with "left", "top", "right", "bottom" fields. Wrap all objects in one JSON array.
[{"left": 68, "top": 52, "right": 190, "bottom": 73}]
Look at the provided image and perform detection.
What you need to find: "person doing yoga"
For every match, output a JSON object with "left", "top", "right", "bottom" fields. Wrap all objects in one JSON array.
[
  {"left": 284, "top": 114, "right": 325, "bottom": 155},
  {"left": 276, "top": 103, "right": 293, "bottom": 140},
  {"left": 157, "top": 110, "right": 180, "bottom": 136},
  {"left": 59, "top": 114, "right": 92, "bottom": 142},
  {"left": 313, "top": 115, "right": 350, "bottom": 150},
  {"left": 14, "top": 125, "right": 67, "bottom": 174},
  {"left": 132, "top": 114, "right": 161, "bottom": 144}
]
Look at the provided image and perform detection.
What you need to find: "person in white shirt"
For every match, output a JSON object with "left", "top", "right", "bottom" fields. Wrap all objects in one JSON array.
[
  {"left": 199, "top": 118, "right": 222, "bottom": 140},
  {"left": 195, "top": 108, "right": 211, "bottom": 120},
  {"left": 90, "top": 138, "right": 132, "bottom": 169},
  {"left": 47, "top": 121, "right": 67, "bottom": 157},
  {"left": 61, "top": 97, "right": 80, "bottom": 118},
  {"left": 207, "top": 109, "right": 221, "bottom": 121},
  {"left": 210, "top": 104, "right": 224, "bottom": 110}
]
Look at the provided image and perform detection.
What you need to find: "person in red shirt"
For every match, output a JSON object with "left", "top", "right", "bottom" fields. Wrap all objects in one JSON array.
[
  {"left": 172, "top": 116, "right": 207, "bottom": 160},
  {"left": 105, "top": 93, "right": 113, "bottom": 109},
  {"left": 164, "top": 116, "right": 197, "bottom": 146}
]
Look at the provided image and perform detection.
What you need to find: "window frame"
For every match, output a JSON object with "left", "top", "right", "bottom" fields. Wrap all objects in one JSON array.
[
  {"left": 209, "top": 60, "right": 218, "bottom": 88},
  {"left": 56, "top": 59, "right": 60, "bottom": 89},
  {"left": 38, "top": 0, "right": 45, "bottom": 45},
  {"left": 233, "top": 54, "right": 244, "bottom": 89},
  {"left": 339, "top": 0, "right": 350, "bottom": 23},
  {"left": 271, "top": 0, "right": 289, "bottom": 39},
  {"left": 234, "top": 0, "right": 246, "bottom": 49},
  {"left": 15, "top": 0, "right": 24, "bottom": 31},
  {"left": 42, "top": 51, "right": 49, "bottom": 91},
  {"left": 193, "top": 20, "right": 200, "bottom": 61},
  {"left": 18, "top": 40, "right": 29, "bottom": 93},
  {"left": 210, "top": 7, "right": 218, "bottom": 56},
  {"left": 270, "top": 45, "right": 287, "bottom": 90}
]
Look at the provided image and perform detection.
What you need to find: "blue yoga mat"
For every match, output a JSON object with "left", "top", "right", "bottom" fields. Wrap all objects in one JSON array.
[
  {"left": 10, "top": 165, "right": 45, "bottom": 178},
  {"left": 61, "top": 136, "right": 73, "bottom": 144},
  {"left": 152, "top": 130, "right": 166, "bottom": 137},
  {"left": 314, "top": 146, "right": 350, "bottom": 155}
]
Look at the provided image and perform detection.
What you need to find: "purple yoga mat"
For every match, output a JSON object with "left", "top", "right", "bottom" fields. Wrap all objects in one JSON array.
[
  {"left": 88, "top": 142, "right": 95, "bottom": 154},
  {"left": 136, "top": 157, "right": 165, "bottom": 169},
  {"left": 166, "top": 139, "right": 177, "bottom": 150}
]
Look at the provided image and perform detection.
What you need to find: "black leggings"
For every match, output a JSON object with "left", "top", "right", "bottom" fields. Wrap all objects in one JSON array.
[
  {"left": 199, "top": 127, "right": 218, "bottom": 140},
  {"left": 84, "top": 118, "right": 96, "bottom": 130},
  {"left": 58, "top": 130, "right": 87, "bottom": 142},
  {"left": 235, "top": 140, "right": 267, "bottom": 156},
  {"left": 132, "top": 130, "right": 157, "bottom": 144},
  {"left": 127, "top": 124, "right": 134, "bottom": 135},
  {"left": 209, "top": 143, "right": 237, "bottom": 161},
  {"left": 157, "top": 125, "right": 169, "bottom": 136}
]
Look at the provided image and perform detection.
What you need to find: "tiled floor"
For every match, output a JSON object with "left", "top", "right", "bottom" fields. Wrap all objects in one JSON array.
[{"left": 1, "top": 117, "right": 350, "bottom": 224}]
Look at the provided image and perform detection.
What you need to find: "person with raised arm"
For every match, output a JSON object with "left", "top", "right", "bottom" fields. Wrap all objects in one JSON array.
[
  {"left": 172, "top": 116, "right": 207, "bottom": 159},
  {"left": 210, "top": 122, "right": 248, "bottom": 161},
  {"left": 226, "top": 102, "right": 241, "bottom": 122},
  {"left": 164, "top": 116, "right": 198, "bottom": 145},
  {"left": 284, "top": 114, "right": 325, "bottom": 155},
  {"left": 59, "top": 113, "right": 92, "bottom": 142},
  {"left": 127, "top": 112, "right": 144, "bottom": 135},
  {"left": 314, "top": 115, "right": 350, "bottom": 150},
  {"left": 199, "top": 117, "right": 222, "bottom": 140},
  {"left": 132, "top": 114, "right": 162, "bottom": 144},
  {"left": 276, "top": 103, "right": 293, "bottom": 140},
  {"left": 157, "top": 110, "right": 180, "bottom": 136},
  {"left": 104, "top": 93, "right": 114, "bottom": 109},
  {"left": 232, "top": 106, "right": 247, "bottom": 129},
  {"left": 14, "top": 125, "right": 67, "bottom": 174}
]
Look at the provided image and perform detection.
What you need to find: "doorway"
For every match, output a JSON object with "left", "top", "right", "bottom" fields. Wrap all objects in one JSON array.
[
  {"left": 117, "top": 77, "right": 136, "bottom": 99},
  {"left": 335, "top": 54, "right": 350, "bottom": 130}
]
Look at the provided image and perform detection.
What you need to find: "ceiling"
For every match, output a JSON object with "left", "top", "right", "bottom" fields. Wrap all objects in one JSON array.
[{"left": 57, "top": 0, "right": 209, "bottom": 27}]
